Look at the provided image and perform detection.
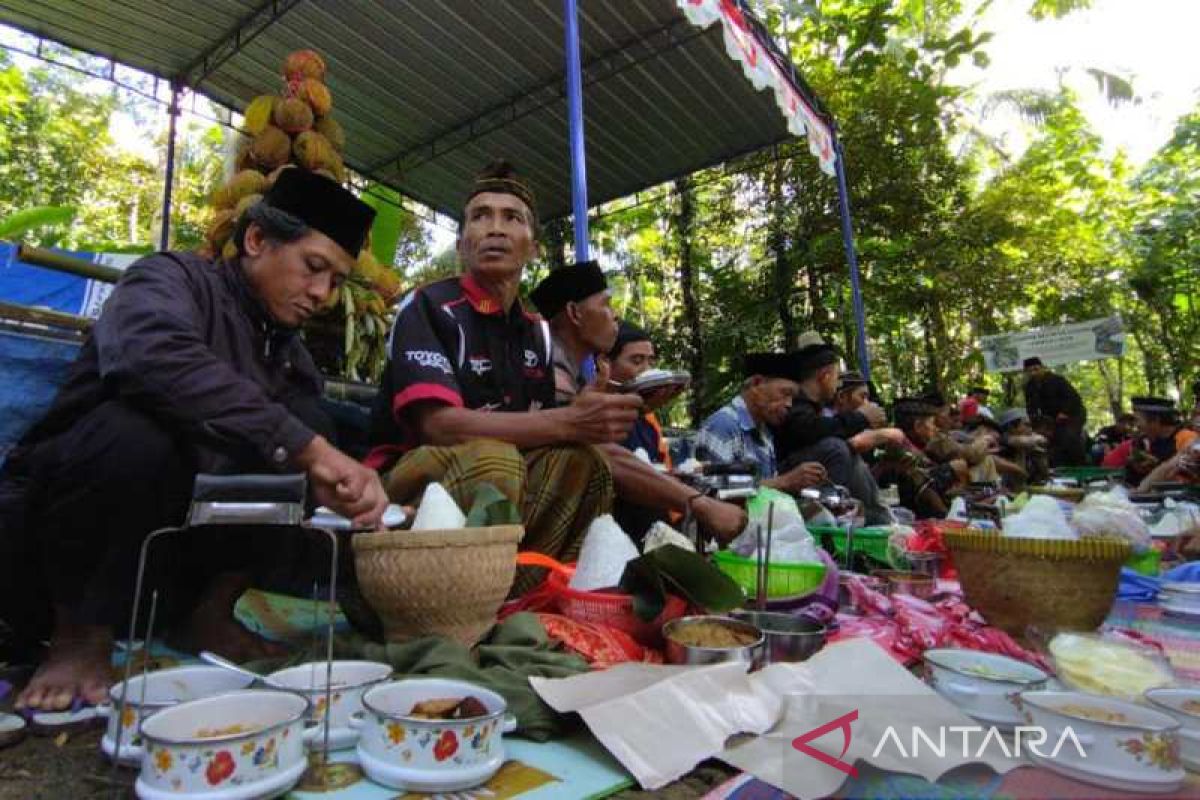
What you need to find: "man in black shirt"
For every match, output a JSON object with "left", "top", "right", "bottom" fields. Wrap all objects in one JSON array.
[
  {"left": 2, "top": 170, "right": 387, "bottom": 710},
  {"left": 1022, "top": 357, "right": 1087, "bottom": 466},
  {"left": 367, "top": 164, "right": 742, "bottom": 591},
  {"left": 774, "top": 333, "right": 901, "bottom": 524}
]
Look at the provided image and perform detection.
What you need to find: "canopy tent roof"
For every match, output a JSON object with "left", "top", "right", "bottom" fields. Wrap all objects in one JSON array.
[{"left": 0, "top": 0, "right": 836, "bottom": 221}]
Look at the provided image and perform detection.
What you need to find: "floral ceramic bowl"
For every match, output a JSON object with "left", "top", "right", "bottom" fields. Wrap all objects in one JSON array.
[
  {"left": 353, "top": 678, "right": 517, "bottom": 792},
  {"left": 1018, "top": 690, "right": 1184, "bottom": 794},
  {"left": 923, "top": 649, "right": 1048, "bottom": 729},
  {"left": 135, "top": 690, "right": 311, "bottom": 799},
  {"left": 1145, "top": 687, "right": 1200, "bottom": 772},
  {"left": 266, "top": 660, "right": 391, "bottom": 750},
  {"left": 100, "top": 666, "right": 255, "bottom": 767}
]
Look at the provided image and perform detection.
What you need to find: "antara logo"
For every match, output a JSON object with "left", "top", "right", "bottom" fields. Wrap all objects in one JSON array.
[
  {"left": 792, "top": 710, "right": 858, "bottom": 777},
  {"left": 791, "top": 711, "right": 1088, "bottom": 777}
]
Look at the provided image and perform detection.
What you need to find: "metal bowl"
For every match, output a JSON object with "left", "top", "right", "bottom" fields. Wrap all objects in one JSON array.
[
  {"left": 730, "top": 611, "right": 826, "bottom": 664},
  {"left": 871, "top": 569, "right": 935, "bottom": 599},
  {"left": 662, "top": 615, "right": 763, "bottom": 666}
]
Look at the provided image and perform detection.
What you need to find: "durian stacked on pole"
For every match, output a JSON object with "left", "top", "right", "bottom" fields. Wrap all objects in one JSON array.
[
  {"left": 203, "top": 49, "right": 402, "bottom": 382},
  {"left": 205, "top": 49, "right": 345, "bottom": 261}
]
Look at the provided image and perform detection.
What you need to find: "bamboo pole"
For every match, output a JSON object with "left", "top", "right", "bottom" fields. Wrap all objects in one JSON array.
[
  {"left": 0, "top": 300, "right": 91, "bottom": 332},
  {"left": 16, "top": 244, "right": 124, "bottom": 284}
]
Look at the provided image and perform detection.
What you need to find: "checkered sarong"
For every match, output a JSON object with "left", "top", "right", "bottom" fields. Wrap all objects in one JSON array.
[{"left": 384, "top": 439, "right": 613, "bottom": 594}]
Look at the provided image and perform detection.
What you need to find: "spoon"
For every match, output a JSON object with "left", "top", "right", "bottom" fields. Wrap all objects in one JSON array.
[{"left": 199, "top": 651, "right": 283, "bottom": 689}]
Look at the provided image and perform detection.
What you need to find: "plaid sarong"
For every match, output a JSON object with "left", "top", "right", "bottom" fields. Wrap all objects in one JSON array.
[{"left": 384, "top": 439, "right": 613, "bottom": 594}]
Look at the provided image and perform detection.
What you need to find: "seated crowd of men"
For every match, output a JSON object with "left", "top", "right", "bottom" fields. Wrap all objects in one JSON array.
[{"left": 2, "top": 160, "right": 1195, "bottom": 713}]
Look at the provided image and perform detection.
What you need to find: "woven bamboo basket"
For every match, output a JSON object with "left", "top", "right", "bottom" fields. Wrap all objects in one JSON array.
[
  {"left": 944, "top": 530, "right": 1130, "bottom": 639},
  {"left": 353, "top": 525, "right": 523, "bottom": 647}
]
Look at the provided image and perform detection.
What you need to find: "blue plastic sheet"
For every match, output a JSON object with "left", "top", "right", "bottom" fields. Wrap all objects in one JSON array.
[{"left": 0, "top": 330, "right": 79, "bottom": 465}]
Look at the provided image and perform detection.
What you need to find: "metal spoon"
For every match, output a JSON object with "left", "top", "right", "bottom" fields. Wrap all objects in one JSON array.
[{"left": 199, "top": 651, "right": 283, "bottom": 689}]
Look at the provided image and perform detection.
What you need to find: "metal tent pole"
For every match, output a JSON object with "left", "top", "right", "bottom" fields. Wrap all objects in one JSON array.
[
  {"left": 563, "top": 0, "right": 589, "bottom": 263},
  {"left": 832, "top": 131, "right": 871, "bottom": 380},
  {"left": 160, "top": 83, "right": 181, "bottom": 251}
]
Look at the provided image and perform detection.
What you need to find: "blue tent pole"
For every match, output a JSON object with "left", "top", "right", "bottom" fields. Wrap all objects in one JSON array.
[
  {"left": 563, "top": 0, "right": 589, "bottom": 262},
  {"left": 832, "top": 130, "right": 870, "bottom": 381},
  {"left": 159, "top": 83, "right": 181, "bottom": 251}
]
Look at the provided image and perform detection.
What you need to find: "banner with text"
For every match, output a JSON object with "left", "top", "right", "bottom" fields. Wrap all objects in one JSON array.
[{"left": 980, "top": 316, "right": 1125, "bottom": 372}]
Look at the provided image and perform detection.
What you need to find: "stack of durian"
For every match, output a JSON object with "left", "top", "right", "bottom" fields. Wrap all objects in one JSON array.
[{"left": 200, "top": 50, "right": 403, "bottom": 382}]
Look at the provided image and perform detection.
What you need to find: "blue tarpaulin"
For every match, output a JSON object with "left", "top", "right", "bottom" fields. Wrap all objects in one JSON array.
[{"left": 0, "top": 242, "right": 135, "bottom": 463}]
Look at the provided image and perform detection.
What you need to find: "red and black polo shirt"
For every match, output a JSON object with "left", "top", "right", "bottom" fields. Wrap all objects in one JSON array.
[{"left": 365, "top": 273, "right": 555, "bottom": 471}]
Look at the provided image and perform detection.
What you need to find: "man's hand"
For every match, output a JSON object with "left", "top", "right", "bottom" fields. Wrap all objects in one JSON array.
[
  {"left": 692, "top": 495, "right": 747, "bottom": 543},
  {"left": 568, "top": 360, "right": 643, "bottom": 444},
  {"left": 772, "top": 461, "right": 826, "bottom": 494},
  {"left": 858, "top": 401, "right": 887, "bottom": 429},
  {"left": 296, "top": 436, "right": 389, "bottom": 528},
  {"left": 949, "top": 458, "right": 970, "bottom": 484}
]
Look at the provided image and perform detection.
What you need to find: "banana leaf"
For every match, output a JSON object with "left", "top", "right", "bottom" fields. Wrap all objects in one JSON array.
[
  {"left": 0, "top": 205, "right": 76, "bottom": 239},
  {"left": 465, "top": 482, "right": 521, "bottom": 528},
  {"left": 361, "top": 183, "right": 402, "bottom": 267},
  {"left": 620, "top": 544, "right": 746, "bottom": 621}
]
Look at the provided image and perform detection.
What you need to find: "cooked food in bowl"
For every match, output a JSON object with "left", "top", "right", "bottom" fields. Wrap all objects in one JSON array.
[
  {"left": 1057, "top": 704, "right": 1129, "bottom": 724},
  {"left": 409, "top": 696, "right": 490, "bottom": 720},
  {"left": 1049, "top": 633, "right": 1174, "bottom": 699},
  {"left": 667, "top": 620, "right": 758, "bottom": 649},
  {"left": 194, "top": 723, "right": 261, "bottom": 739},
  {"left": 960, "top": 663, "right": 1027, "bottom": 681},
  {"left": 1184, "top": 700, "right": 1200, "bottom": 715}
]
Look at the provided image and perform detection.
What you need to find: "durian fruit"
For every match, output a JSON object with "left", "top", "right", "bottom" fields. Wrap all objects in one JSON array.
[
  {"left": 210, "top": 184, "right": 234, "bottom": 210},
  {"left": 293, "top": 78, "right": 332, "bottom": 117},
  {"left": 250, "top": 126, "right": 292, "bottom": 169},
  {"left": 293, "top": 131, "right": 337, "bottom": 172},
  {"left": 226, "top": 169, "right": 268, "bottom": 204},
  {"left": 206, "top": 209, "right": 236, "bottom": 249},
  {"left": 314, "top": 115, "right": 345, "bottom": 152},
  {"left": 273, "top": 97, "right": 314, "bottom": 134},
  {"left": 242, "top": 94, "right": 276, "bottom": 136},
  {"left": 234, "top": 192, "right": 263, "bottom": 217},
  {"left": 283, "top": 49, "right": 326, "bottom": 82}
]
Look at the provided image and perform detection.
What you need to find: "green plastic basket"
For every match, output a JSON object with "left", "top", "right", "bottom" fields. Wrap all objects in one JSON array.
[
  {"left": 1125, "top": 548, "right": 1161, "bottom": 577},
  {"left": 1052, "top": 467, "right": 1123, "bottom": 482},
  {"left": 712, "top": 551, "right": 827, "bottom": 600},
  {"left": 808, "top": 525, "right": 893, "bottom": 564}
]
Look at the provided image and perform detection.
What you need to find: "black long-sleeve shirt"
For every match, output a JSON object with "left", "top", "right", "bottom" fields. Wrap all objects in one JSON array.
[
  {"left": 1024, "top": 372, "right": 1086, "bottom": 423},
  {"left": 773, "top": 389, "right": 869, "bottom": 466},
  {"left": 17, "top": 252, "right": 322, "bottom": 471}
]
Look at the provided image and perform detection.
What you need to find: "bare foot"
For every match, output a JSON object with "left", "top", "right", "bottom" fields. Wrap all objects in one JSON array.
[
  {"left": 16, "top": 621, "right": 113, "bottom": 711},
  {"left": 169, "top": 573, "right": 289, "bottom": 663}
]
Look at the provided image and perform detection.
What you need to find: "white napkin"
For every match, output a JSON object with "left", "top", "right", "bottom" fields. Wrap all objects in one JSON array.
[
  {"left": 720, "top": 639, "right": 1021, "bottom": 799},
  {"left": 409, "top": 482, "right": 466, "bottom": 531},
  {"left": 531, "top": 661, "right": 785, "bottom": 789}
]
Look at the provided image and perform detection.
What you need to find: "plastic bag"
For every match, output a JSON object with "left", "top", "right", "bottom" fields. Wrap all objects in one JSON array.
[
  {"left": 1002, "top": 494, "right": 1076, "bottom": 540},
  {"left": 1072, "top": 490, "right": 1151, "bottom": 551},
  {"left": 730, "top": 488, "right": 820, "bottom": 564},
  {"left": 642, "top": 521, "right": 695, "bottom": 554}
]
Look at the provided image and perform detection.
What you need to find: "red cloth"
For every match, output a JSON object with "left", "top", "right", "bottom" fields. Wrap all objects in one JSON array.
[
  {"left": 535, "top": 613, "right": 663, "bottom": 668},
  {"left": 959, "top": 396, "right": 980, "bottom": 422},
  {"left": 1102, "top": 438, "right": 1133, "bottom": 468}
]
